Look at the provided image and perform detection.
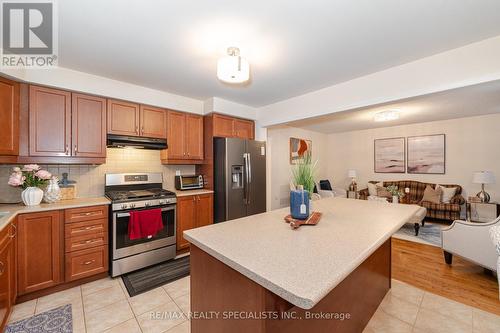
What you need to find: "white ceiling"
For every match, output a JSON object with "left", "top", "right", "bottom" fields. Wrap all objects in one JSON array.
[
  {"left": 284, "top": 79, "right": 500, "bottom": 133},
  {"left": 59, "top": 0, "right": 500, "bottom": 107}
]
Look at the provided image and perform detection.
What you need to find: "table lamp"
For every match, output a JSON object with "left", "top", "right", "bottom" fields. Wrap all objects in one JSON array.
[
  {"left": 472, "top": 171, "right": 495, "bottom": 203},
  {"left": 348, "top": 169, "right": 357, "bottom": 192}
]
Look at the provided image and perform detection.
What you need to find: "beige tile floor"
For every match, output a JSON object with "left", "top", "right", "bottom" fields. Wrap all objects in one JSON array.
[{"left": 8, "top": 277, "right": 500, "bottom": 333}]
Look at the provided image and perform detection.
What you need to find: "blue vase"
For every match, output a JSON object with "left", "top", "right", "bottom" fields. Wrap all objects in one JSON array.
[{"left": 290, "top": 189, "right": 310, "bottom": 219}]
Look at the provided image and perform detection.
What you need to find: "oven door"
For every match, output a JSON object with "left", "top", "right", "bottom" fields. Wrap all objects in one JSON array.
[{"left": 112, "top": 205, "right": 176, "bottom": 260}]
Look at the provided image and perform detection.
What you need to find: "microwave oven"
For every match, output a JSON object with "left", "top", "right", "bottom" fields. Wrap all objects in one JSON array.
[{"left": 175, "top": 175, "right": 204, "bottom": 190}]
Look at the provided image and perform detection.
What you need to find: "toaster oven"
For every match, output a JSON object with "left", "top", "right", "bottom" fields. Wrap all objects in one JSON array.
[{"left": 175, "top": 175, "right": 204, "bottom": 190}]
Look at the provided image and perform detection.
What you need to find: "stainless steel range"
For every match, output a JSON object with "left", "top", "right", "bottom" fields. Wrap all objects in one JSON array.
[{"left": 105, "top": 173, "right": 177, "bottom": 277}]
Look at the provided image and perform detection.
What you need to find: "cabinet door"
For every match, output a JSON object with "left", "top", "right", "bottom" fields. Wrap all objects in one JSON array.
[
  {"left": 234, "top": 119, "right": 254, "bottom": 139},
  {"left": 0, "top": 236, "right": 12, "bottom": 330},
  {"left": 166, "top": 111, "right": 186, "bottom": 159},
  {"left": 17, "top": 211, "right": 63, "bottom": 295},
  {"left": 107, "top": 99, "right": 140, "bottom": 136},
  {"left": 196, "top": 194, "right": 213, "bottom": 228},
  {"left": 29, "top": 86, "right": 71, "bottom": 156},
  {"left": 140, "top": 105, "right": 167, "bottom": 138},
  {"left": 213, "top": 114, "right": 235, "bottom": 137},
  {"left": 185, "top": 114, "right": 204, "bottom": 160},
  {"left": 176, "top": 196, "right": 197, "bottom": 250},
  {"left": 10, "top": 222, "right": 17, "bottom": 304},
  {"left": 72, "top": 93, "right": 107, "bottom": 157},
  {"left": 0, "top": 77, "right": 19, "bottom": 156}
]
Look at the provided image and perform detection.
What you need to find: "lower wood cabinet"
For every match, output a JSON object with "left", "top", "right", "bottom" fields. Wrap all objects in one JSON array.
[
  {"left": 17, "top": 211, "right": 63, "bottom": 295},
  {"left": 0, "top": 222, "right": 15, "bottom": 331},
  {"left": 65, "top": 246, "right": 108, "bottom": 282},
  {"left": 176, "top": 193, "right": 213, "bottom": 250}
]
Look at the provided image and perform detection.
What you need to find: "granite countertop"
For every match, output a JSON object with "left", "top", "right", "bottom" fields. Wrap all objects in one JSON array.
[
  {"left": 173, "top": 189, "right": 214, "bottom": 197},
  {"left": 0, "top": 197, "right": 110, "bottom": 232},
  {"left": 184, "top": 197, "right": 421, "bottom": 310}
]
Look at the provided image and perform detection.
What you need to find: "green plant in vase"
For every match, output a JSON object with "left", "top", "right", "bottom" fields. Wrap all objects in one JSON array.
[{"left": 291, "top": 152, "right": 317, "bottom": 199}]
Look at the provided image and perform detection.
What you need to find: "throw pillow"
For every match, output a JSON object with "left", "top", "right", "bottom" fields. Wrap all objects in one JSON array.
[
  {"left": 436, "top": 184, "right": 457, "bottom": 203},
  {"left": 376, "top": 186, "right": 392, "bottom": 199},
  {"left": 421, "top": 185, "right": 442, "bottom": 204},
  {"left": 368, "top": 182, "right": 383, "bottom": 196}
]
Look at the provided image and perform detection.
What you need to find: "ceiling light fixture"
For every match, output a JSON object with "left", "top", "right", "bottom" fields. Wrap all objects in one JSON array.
[
  {"left": 217, "top": 47, "right": 250, "bottom": 84},
  {"left": 374, "top": 110, "right": 400, "bottom": 122}
]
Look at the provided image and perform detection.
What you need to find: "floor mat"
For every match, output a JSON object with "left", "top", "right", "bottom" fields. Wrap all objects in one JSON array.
[
  {"left": 6, "top": 304, "right": 72, "bottom": 333},
  {"left": 394, "top": 223, "right": 442, "bottom": 246},
  {"left": 121, "top": 255, "right": 190, "bottom": 297}
]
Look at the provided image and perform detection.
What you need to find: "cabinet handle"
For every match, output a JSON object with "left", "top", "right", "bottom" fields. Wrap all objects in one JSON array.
[
  {"left": 183, "top": 152, "right": 186, "bottom": 156},
  {"left": 0, "top": 261, "right": 4, "bottom": 275},
  {"left": 80, "top": 239, "right": 98, "bottom": 245},
  {"left": 74, "top": 145, "right": 78, "bottom": 155},
  {"left": 65, "top": 144, "right": 69, "bottom": 155},
  {"left": 83, "top": 212, "right": 92, "bottom": 216},
  {"left": 10, "top": 223, "right": 17, "bottom": 238},
  {"left": 135, "top": 126, "right": 139, "bottom": 134},
  {"left": 83, "top": 260, "right": 95, "bottom": 265},
  {"left": 141, "top": 126, "right": 144, "bottom": 134},
  {"left": 192, "top": 196, "right": 195, "bottom": 202}
]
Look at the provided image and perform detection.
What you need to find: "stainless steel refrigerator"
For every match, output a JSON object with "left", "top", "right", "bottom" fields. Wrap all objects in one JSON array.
[{"left": 214, "top": 137, "right": 267, "bottom": 223}]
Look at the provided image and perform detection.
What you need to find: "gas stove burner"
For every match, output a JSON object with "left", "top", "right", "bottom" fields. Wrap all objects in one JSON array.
[{"left": 105, "top": 188, "right": 176, "bottom": 202}]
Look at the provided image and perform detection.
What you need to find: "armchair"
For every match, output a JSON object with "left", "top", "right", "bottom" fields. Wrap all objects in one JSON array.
[
  {"left": 441, "top": 217, "right": 500, "bottom": 272},
  {"left": 315, "top": 180, "right": 347, "bottom": 199}
]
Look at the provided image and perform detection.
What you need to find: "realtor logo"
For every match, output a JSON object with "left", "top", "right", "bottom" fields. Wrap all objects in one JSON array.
[{"left": 1, "top": 0, "right": 58, "bottom": 68}]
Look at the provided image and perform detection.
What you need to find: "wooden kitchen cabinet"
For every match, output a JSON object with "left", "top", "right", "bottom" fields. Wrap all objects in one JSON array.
[
  {"left": 17, "top": 211, "right": 63, "bottom": 295},
  {"left": 161, "top": 111, "right": 204, "bottom": 163},
  {"left": 212, "top": 114, "right": 235, "bottom": 137},
  {"left": 176, "top": 193, "right": 213, "bottom": 251},
  {"left": 107, "top": 99, "right": 140, "bottom": 136},
  {"left": 0, "top": 77, "right": 19, "bottom": 159},
  {"left": 29, "top": 85, "right": 71, "bottom": 157},
  {"left": 234, "top": 119, "right": 255, "bottom": 139},
  {"left": 140, "top": 105, "right": 167, "bottom": 138},
  {"left": 212, "top": 113, "right": 254, "bottom": 139},
  {"left": 72, "top": 93, "right": 107, "bottom": 158},
  {"left": 0, "top": 222, "right": 15, "bottom": 332}
]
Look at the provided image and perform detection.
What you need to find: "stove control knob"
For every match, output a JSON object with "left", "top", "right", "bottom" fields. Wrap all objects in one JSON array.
[
  {"left": 129, "top": 203, "right": 136, "bottom": 208},
  {"left": 159, "top": 200, "right": 167, "bottom": 205},
  {"left": 145, "top": 202, "right": 151, "bottom": 207},
  {"left": 121, "top": 204, "right": 128, "bottom": 210}
]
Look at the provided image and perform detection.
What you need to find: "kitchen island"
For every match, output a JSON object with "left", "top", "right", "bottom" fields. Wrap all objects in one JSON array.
[{"left": 184, "top": 197, "right": 421, "bottom": 332}]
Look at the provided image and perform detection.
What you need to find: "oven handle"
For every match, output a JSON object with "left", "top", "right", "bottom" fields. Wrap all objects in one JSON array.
[{"left": 116, "top": 206, "right": 175, "bottom": 218}]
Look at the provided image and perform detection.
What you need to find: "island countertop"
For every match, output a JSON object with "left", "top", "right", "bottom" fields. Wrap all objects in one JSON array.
[{"left": 184, "top": 197, "right": 421, "bottom": 310}]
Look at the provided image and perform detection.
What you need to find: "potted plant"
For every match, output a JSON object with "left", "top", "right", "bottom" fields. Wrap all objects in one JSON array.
[
  {"left": 291, "top": 152, "right": 317, "bottom": 199},
  {"left": 386, "top": 185, "right": 405, "bottom": 204},
  {"left": 8, "top": 164, "right": 52, "bottom": 206}
]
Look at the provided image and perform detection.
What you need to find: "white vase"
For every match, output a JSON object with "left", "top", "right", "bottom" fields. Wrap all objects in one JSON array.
[
  {"left": 21, "top": 187, "right": 44, "bottom": 206},
  {"left": 392, "top": 196, "right": 399, "bottom": 204}
]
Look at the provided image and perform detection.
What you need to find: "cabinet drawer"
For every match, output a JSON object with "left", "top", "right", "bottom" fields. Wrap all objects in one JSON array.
[
  {"left": 65, "top": 232, "right": 107, "bottom": 253},
  {"left": 65, "top": 246, "right": 108, "bottom": 282},
  {"left": 65, "top": 219, "right": 107, "bottom": 238},
  {"left": 65, "top": 205, "right": 108, "bottom": 223}
]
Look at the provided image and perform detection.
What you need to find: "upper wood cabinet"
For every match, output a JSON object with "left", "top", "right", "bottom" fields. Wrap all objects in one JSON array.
[
  {"left": 29, "top": 86, "right": 71, "bottom": 157},
  {"left": 107, "top": 99, "right": 140, "bottom": 137},
  {"left": 17, "top": 211, "right": 63, "bottom": 295},
  {"left": 27, "top": 86, "right": 107, "bottom": 160},
  {"left": 161, "top": 111, "right": 204, "bottom": 163},
  {"left": 212, "top": 113, "right": 254, "bottom": 139},
  {"left": 72, "top": 93, "right": 107, "bottom": 157},
  {"left": 140, "top": 105, "right": 167, "bottom": 139},
  {"left": 107, "top": 100, "right": 167, "bottom": 138},
  {"left": 0, "top": 77, "right": 19, "bottom": 156},
  {"left": 213, "top": 114, "right": 235, "bottom": 137}
]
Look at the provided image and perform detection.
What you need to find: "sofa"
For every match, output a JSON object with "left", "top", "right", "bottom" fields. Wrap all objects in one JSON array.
[{"left": 359, "top": 180, "right": 465, "bottom": 222}]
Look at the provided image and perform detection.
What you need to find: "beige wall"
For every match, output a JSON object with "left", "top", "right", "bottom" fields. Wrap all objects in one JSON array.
[
  {"left": 326, "top": 114, "right": 500, "bottom": 202},
  {"left": 266, "top": 125, "right": 328, "bottom": 210},
  {"left": 0, "top": 148, "right": 195, "bottom": 204}
]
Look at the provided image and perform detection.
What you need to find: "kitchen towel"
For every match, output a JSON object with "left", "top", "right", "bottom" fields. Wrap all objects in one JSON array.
[{"left": 128, "top": 208, "right": 164, "bottom": 240}]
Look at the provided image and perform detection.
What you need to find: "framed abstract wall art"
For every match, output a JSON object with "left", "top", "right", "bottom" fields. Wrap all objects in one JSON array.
[
  {"left": 374, "top": 137, "right": 405, "bottom": 173},
  {"left": 290, "top": 137, "right": 312, "bottom": 164},
  {"left": 407, "top": 134, "right": 445, "bottom": 174}
]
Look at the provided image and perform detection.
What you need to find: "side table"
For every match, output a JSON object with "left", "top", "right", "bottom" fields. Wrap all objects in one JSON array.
[{"left": 466, "top": 201, "right": 500, "bottom": 223}]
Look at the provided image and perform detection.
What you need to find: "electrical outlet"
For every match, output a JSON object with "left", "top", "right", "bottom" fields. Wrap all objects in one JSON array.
[{"left": 175, "top": 170, "right": 181, "bottom": 176}]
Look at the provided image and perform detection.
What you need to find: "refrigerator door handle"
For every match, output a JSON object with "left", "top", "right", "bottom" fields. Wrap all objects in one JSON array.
[
  {"left": 247, "top": 153, "right": 252, "bottom": 204},
  {"left": 243, "top": 153, "right": 248, "bottom": 205}
]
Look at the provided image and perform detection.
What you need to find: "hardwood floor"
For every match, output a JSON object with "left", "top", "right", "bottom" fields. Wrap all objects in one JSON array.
[{"left": 391, "top": 237, "right": 500, "bottom": 315}]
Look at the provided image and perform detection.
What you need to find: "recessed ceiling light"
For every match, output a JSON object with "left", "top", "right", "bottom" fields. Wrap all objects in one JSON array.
[
  {"left": 374, "top": 110, "right": 400, "bottom": 122},
  {"left": 217, "top": 47, "right": 250, "bottom": 84}
]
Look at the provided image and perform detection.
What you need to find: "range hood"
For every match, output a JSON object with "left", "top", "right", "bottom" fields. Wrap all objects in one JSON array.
[{"left": 107, "top": 134, "right": 167, "bottom": 150}]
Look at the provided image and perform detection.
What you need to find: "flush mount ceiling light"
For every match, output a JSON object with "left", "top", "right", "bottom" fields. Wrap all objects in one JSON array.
[
  {"left": 217, "top": 47, "right": 250, "bottom": 84},
  {"left": 374, "top": 110, "right": 400, "bottom": 122}
]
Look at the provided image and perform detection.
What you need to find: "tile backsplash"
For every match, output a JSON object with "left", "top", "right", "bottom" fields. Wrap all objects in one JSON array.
[{"left": 0, "top": 148, "right": 196, "bottom": 203}]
